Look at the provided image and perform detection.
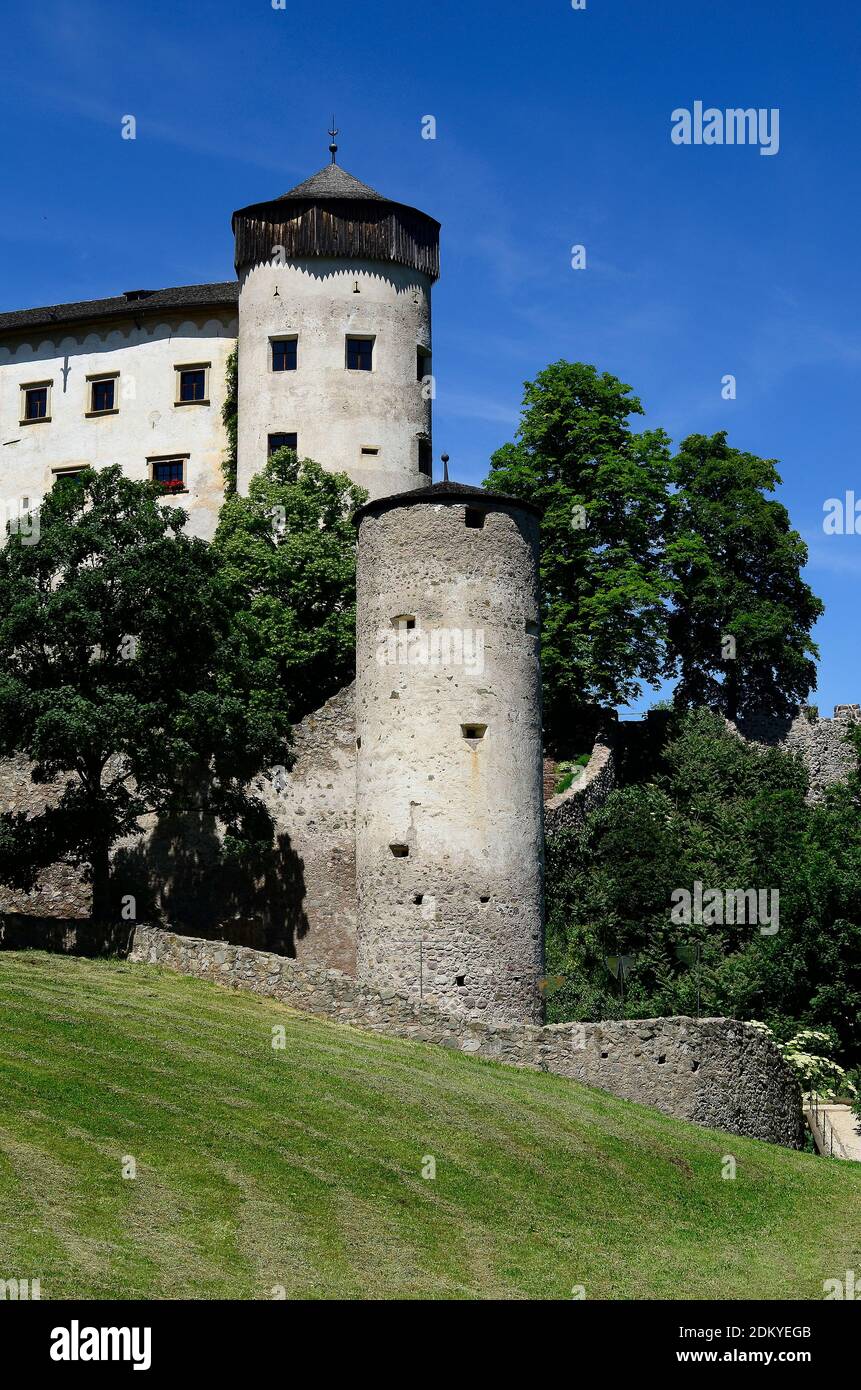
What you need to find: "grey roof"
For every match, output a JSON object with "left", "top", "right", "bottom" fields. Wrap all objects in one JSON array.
[
  {"left": 354, "top": 481, "right": 542, "bottom": 525},
  {"left": 232, "top": 163, "right": 438, "bottom": 232},
  {"left": 0, "top": 281, "right": 239, "bottom": 337},
  {"left": 276, "top": 164, "right": 387, "bottom": 202}
]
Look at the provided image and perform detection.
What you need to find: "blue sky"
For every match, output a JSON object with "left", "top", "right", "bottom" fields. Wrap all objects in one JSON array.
[{"left": 2, "top": 0, "right": 859, "bottom": 713}]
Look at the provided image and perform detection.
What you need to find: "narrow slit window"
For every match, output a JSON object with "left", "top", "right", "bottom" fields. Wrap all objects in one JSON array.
[
  {"left": 461, "top": 724, "right": 487, "bottom": 741},
  {"left": 418, "top": 438, "right": 432, "bottom": 476},
  {"left": 361, "top": 446, "right": 380, "bottom": 457}
]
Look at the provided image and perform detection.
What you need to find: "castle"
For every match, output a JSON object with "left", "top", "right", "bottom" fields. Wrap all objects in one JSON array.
[
  {"left": 0, "top": 152, "right": 547, "bottom": 1026},
  {"left": 0, "top": 155, "right": 439, "bottom": 535},
  {"left": 0, "top": 152, "right": 854, "bottom": 1038}
]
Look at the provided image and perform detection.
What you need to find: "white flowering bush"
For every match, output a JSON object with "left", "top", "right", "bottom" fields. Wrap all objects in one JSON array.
[{"left": 749, "top": 1023, "right": 857, "bottom": 1102}]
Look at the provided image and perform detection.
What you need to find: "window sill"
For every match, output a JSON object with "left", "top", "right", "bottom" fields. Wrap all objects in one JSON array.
[
  {"left": 174, "top": 399, "right": 210, "bottom": 407},
  {"left": 20, "top": 416, "right": 51, "bottom": 426},
  {"left": 85, "top": 409, "right": 119, "bottom": 418}
]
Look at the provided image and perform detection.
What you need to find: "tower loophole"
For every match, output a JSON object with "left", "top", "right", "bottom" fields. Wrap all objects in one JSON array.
[{"left": 461, "top": 724, "right": 487, "bottom": 741}]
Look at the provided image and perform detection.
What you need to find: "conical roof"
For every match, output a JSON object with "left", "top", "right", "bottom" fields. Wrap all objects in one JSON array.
[
  {"left": 275, "top": 164, "right": 388, "bottom": 202},
  {"left": 232, "top": 162, "right": 440, "bottom": 279}
]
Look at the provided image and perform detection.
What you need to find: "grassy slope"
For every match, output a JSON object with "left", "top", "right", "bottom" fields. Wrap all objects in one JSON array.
[{"left": 0, "top": 951, "right": 859, "bottom": 1301}]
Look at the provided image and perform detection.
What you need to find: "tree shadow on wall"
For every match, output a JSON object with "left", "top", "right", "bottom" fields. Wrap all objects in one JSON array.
[{"left": 110, "top": 799, "right": 309, "bottom": 956}]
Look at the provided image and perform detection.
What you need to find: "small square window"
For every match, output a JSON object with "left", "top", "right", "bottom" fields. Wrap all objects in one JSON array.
[
  {"left": 88, "top": 376, "right": 116, "bottom": 414},
  {"left": 346, "top": 336, "right": 374, "bottom": 371},
  {"left": 465, "top": 507, "right": 485, "bottom": 530},
  {"left": 268, "top": 432, "right": 298, "bottom": 457},
  {"left": 175, "top": 365, "right": 209, "bottom": 404},
  {"left": 271, "top": 338, "right": 297, "bottom": 372},
  {"left": 52, "top": 467, "right": 85, "bottom": 490},
  {"left": 151, "top": 458, "right": 186, "bottom": 490},
  {"left": 21, "top": 383, "right": 50, "bottom": 423}
]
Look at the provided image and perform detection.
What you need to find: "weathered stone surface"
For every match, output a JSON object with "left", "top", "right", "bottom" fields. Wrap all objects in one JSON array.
[
  {"left": 117, "top": 923, "right": 802, "bottom": 1148},
  {"left": 544, "top": 737, "right": 616, "bottom": 836},
  {"left": 355, "top": 495, "right": 545, "bottom": 1024},
  {"left": 0, "top": 683, "right": 358, "bottom": 972},
  {"left": 737, "top": 708, "right": 858, "bottom": 803}
]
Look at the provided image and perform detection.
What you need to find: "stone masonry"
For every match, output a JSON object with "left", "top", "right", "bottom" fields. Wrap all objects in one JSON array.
[{"left": 126, "top": 923, "right": 803, "bottom": 1148}]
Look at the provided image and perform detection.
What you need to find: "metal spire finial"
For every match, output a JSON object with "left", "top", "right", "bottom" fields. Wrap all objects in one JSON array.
[
  {"left": 441, "top": 453, "right": 450, "bottom": 483},
  {"left": 328, "top": 117, "right": 339, "bottom": 164}
]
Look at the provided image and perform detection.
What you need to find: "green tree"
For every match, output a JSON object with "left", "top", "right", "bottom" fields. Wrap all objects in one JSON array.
[
  {"left": 545, "top": 709, "right": 861, "bottom": 1066},
  {"left": 212, "top": 447, "right": 366, "bottom": 722},
  {"left": 667, "top": 432, "right": 823, "bottom": 720},
  {"left": 0, "top": 467, "right": 289, "bottom": 920},
  {"left": 484, "top": 362, "right": 672, "bottom": 741}
]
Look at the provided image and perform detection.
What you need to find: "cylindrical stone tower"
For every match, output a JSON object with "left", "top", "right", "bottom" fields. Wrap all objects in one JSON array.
[
  {"left": 232, "top": 163, "right": 440, "bottom": 500},
  {"left": 355, "top": 482, "right": 545, "bottom": 1024}
]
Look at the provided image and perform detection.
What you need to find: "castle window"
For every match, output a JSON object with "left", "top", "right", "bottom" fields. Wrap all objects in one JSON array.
[
  {"left": 346, "top": 336, "right": 374, "bottom": 371},
  {"left": 389, "top": 843, "right": 409, "bottom": 858},
  {"left": 268, "top": 432, "right": 298, "bottom": 457},
  {"left": 465, "top": 508, "right": 485, "bottom": 530},
  {"left": 271, "top": 337, "right": 297, "bottom": 372},
  {"left": 87, "top": 374, "right": 118, "bottom": 416},
  {"left": 52, "top": 466, "right": 84, "bottom": 488},
  {"left": 456, "top": 976, "right": 466, "bottom": 987},
  {"left": 461, "top": 724, "right": 487, "bottom": 741},
  {"left": 417, "top": 347, "right": 432, "bottom": 382},
  {"left": 418, "top": 438, "right": 432, "bottom": 477},
  {"left": 392, "top": 615, "right": 416, "bottom": 630},
  {"left": 175, "top": 364, "right": 210, "bottom": 405},
  {"left": 149, "top": 456, "right": 187, "bottom": 491},
  {"left": 361, "top": 446, "right": 380, "bottom": 457},
  {"left": 20, "top": 382, "right": 51, "bottom": 424}
]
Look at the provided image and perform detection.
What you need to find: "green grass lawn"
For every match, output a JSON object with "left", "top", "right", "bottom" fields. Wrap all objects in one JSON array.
[{"left": 0, "top": 950, "right": 859, "bottom": 1300}]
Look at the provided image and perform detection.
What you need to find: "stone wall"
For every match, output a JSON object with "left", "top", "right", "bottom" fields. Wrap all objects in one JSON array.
[
  {"left": 0, "top": 682, "right": 358, "bottom": 972},
  {"left": 124, "top": 923, "right": 802, "bottom": 1147},
  {"left": 544, "top": 737, "right": 616, "bottom": 836},
  {"left": 737, "top": 706, "right": 858, "bottom": 803}
]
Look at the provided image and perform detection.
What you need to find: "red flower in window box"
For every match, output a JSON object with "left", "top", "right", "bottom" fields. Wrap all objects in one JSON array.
[{"left": 158, "top": 478, "right": 185, "bottom": 494}]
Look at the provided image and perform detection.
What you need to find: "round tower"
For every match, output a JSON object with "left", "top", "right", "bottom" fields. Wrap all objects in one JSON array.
[
  {"left": 354, "top": 482, "right": 545, "bottom": 1024},
  {"left": 232, "top": 161, "right": 439, "bottom": 500}
]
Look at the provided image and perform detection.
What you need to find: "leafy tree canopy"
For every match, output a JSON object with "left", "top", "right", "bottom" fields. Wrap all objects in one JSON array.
[
  {"left": 0, "top": 466, "right": 289, "bottom": 919},
  {"left": 484, "top": 361, "right": 673, "bottom": 741},
  {"left": 667, "top": 431, "right": 823, "bottom": 720},
  {"left": 212, "top": 447, "right": 366, "bottom": 723},
  {"left": 545, "top": 710, "right": 861, "bottom": 1067}
]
